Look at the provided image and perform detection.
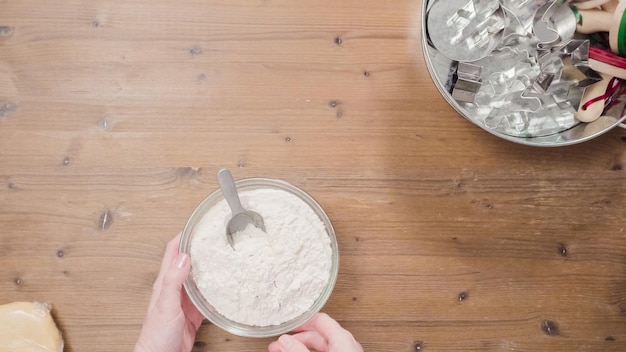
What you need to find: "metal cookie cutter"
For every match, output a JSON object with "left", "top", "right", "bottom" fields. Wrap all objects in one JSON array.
[
  {"left": 550, "top": 39, "right": 603, "bottom": 110},
  {"left": 533, "top": 0, "right": 577, "bottom": 49},
  {"left": 472, "top": 46, "right": 541, "bottom": 108},
  {"left": 500, "top": 0, "right": 550, "bottom": 32},
  {"left": 452, "top": 62, "right": 483, "bottom": 103},
  {"left": 427, "top": 0, "right": 506, "bottom": 62}
]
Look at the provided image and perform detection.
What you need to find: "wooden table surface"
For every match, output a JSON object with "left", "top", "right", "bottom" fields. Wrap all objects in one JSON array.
[{"left": 2, "top": 1, "right": 626, "bottom": 351}]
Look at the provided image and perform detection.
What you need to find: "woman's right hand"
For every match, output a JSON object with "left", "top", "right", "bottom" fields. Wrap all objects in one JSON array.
[{"left": 268, "top": 313, "right": 363, "bottom": 352}]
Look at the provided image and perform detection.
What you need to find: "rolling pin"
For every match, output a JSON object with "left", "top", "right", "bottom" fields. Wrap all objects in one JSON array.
[
  {"left": 575, "top": 47, "right": 626, "bottom": 122},
  {"left": 575, "top": 72, "right": 614, "bottom": 122},
  {"left": 572, "top": 1, "right": 626, "bottom": 122},
  {"left": 571, "top": 0, "right": 614, "bottom": 10},
  {"left": 574, "top": 0, "right": 626, "bottom": 56}
]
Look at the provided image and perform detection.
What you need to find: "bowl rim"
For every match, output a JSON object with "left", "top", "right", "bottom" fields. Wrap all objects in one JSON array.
[{"left": 179, "top": 177, "right": 339, "bottom": 338}]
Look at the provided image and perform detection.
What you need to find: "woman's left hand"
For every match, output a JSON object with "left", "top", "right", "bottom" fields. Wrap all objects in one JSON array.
[{"left": 135, "top": 233, "right": 204, "bottom": 352}]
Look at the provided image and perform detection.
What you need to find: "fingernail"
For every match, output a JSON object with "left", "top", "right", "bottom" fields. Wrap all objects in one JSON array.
[
  {"left": 278, "top": 334, "right": 294, "bottom": 349},
  {"left": 174, "top": 253, "right": 189, "bottom": 269}
]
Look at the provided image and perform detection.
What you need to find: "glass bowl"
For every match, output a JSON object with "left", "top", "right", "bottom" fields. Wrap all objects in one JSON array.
[{"left": 179, "top": 177, "right": 339, "bottom": 338}]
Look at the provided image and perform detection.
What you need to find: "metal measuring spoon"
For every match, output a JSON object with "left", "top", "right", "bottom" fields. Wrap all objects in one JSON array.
[{"left": 217, "top": 169, "right": 266, "bottom": 249}]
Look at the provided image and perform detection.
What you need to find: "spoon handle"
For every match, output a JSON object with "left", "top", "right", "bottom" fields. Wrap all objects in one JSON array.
[{"left": 217, "top": 169, "right": 246, "bottom": 216}]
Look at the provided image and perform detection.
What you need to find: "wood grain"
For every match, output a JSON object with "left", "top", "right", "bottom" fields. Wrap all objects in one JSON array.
[{"left": 1, "top": 0, "right": 626, "bottom": 351}]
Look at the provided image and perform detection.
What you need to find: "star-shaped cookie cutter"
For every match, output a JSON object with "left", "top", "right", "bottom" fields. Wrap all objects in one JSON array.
[{"left": 532, "top": 39, "right": 603, "bottom": 110}]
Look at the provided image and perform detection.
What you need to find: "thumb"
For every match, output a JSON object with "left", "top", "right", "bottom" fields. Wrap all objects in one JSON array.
[
  {"left": 155, "top": 252, "right": 190, "bottom": 317},
  {"left": 278, "top": 334, "right": 310, "bottom": 352}
]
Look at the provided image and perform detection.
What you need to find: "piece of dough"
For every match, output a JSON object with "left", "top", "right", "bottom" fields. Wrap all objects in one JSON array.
[{"left": 0, "top": 302, "right": 64, "bottom": 352}]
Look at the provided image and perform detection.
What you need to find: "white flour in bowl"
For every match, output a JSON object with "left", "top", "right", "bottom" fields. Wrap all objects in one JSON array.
[{"left": 190, "top": 188, "right": 332, "bottom": 326}]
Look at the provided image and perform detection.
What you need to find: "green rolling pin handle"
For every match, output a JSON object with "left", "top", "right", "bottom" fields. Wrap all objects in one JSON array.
[{"left": 617, "top": 6, "right": 626, "bottom": 56}]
